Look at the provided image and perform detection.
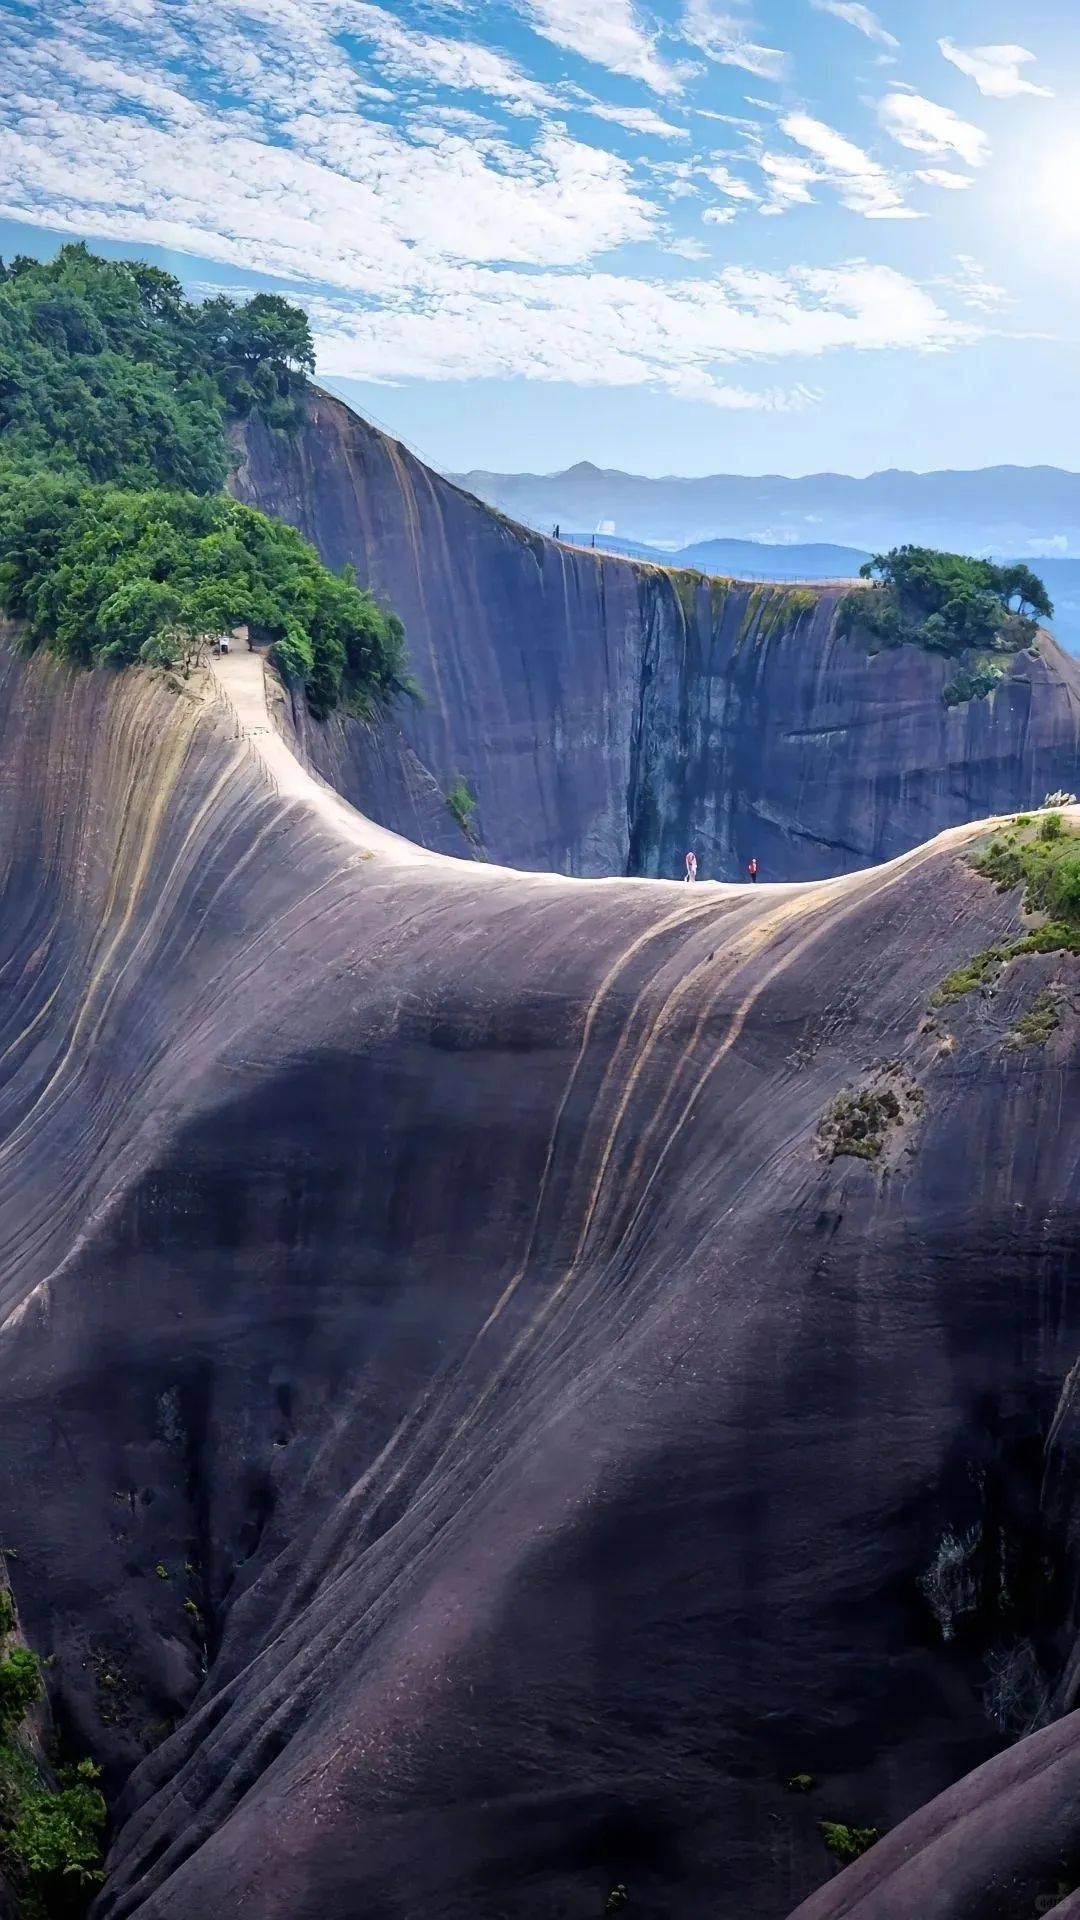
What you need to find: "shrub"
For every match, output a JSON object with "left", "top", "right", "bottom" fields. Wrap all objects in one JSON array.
[
  {"left": 943, "top": 659, "right": 1006, "bottom": 707},
  {"left": 447, "top": 777, "right": 478, "bottom": 837},
  {"left": 931, "top": 946, "right": 1006, "bottom": 1006},
  {"left": 3, "top": 1757, "right": 106, "bottom": 1893},
  {"left": 820, "top": 1820, "right": 879, "bottom": 1864},
  {"left": 272, "top": 628, "right": 315, "bottom": 686},
  {"left": 1008, "top": 989, "right": 1062, "bottom": 1048},
  {"left": 819, "top": 1086, "right": 903, "bottom": 1161},
  {"left": 0, "top": 1648, "right": 42, "bottom": 1731}
]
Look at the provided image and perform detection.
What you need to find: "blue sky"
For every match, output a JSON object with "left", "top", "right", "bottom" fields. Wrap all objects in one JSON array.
[{"left": 1, "top": 0, "right": 1077, "bottom": 474}]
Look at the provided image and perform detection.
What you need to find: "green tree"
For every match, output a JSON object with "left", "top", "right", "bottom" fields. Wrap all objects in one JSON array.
[{"left": 846, "top": 545, "right": 1053, "bottom": 693}]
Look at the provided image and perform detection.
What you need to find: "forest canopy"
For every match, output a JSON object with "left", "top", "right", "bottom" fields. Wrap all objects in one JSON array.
[
  {"left": 0, "top": 476, "right": 407, "bottom": 720},
  {"left": 0, "top": 245, "right": 408, "bottom": 718}
]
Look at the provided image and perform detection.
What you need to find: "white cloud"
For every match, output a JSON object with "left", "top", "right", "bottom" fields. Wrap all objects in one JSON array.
[
  {"left": 517, "top": 0, "right": 685, "bottom": 94},
  {"left": 641, "top": 157, "right": 701, "bottom": 199},
  {"left": 587, "top": 102, "right": 690, "bottom": 139},
  {"left": 51, "top": 49, "right": 202, "bottom": 123},
  {"left": 1, "top": 99, "right": 655, "bottom": 271},
  {"left": 681, "top": 0, "right": 788, "bottom": 82},
  {"left": 347, "top": 4, "right": 564, "bottom": 113},
  {"left": 935, "top": 254, "right": 1012, "bottom": 313},
  {"left": 305, "top": 260, "right": 974, "bottom": 403},
  {"left": 915, "top": 166, "right": 973, "bottom": 190},
  {"left": 809, "top": 2, "right": 898, "bottom": 51},
  {"left": 878, "top": 91, "right": 989, "bottom": 168},
  {"left": 938, "top": 38, "right": 1052, "bottom": 101},
  {"left": 758, "top": 150, "right": 820, "bottom": 213},
  {"left": 702, "top": 159, "right": 759, "bottom": 202},
  {"left": 696, "top": 108, "right": 763, "bottom": 130},
  {"left": 417, "top": 104, "right": 504, "bottom": 136},
  {"left": 779, "top": 108, "right": 915, "bottom": 218}
]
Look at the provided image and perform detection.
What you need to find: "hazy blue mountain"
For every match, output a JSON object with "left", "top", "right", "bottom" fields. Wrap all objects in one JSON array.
[
  {"left": 451, "top": 461, "right": 1080, "bottom": 558},
  {"left": 675, "top": 537, "right": 870, "bottom": 579}
]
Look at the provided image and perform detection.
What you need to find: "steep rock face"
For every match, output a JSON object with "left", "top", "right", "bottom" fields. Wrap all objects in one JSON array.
[
  {"left": 788, "top": 1709, "right": 1080, "bottom": 1920},
  {"left": 1, "top": 639, "right": 1079, "bottom": 1918},
  {"left": 231, "top": 392, "right": 1080, "bottom": 880}
]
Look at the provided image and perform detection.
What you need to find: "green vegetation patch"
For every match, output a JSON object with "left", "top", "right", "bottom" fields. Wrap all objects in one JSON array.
[
  {"left": 446, "top": 776, "right": 478, "bottom": 838},
  {"left": 819, "top": 1087, "right": 900, "bottom": 1161},
  {"left": 0, "top": 1648, "right": 43, "bottom": 1734},
  {"left": 669, "top": 567, "right": 703, "bottom": 626},
  {"left": 0, "top": 244, "right": 409, "bottom": 720},
  {"left": 818, "top": 1066, "right": 921, "bottom": 1164},
  {"left": 709, "top": 577, "right": 732, "bottom": 625},
  {"left": 942, "top": 656, "right": 1008, "bottom": 708},
  {"left": 931, "top": 815, "right": 1080, "bottom": 1006},
  {"left": 839, "top": 545, "right": 1051, "bottom": 705},
  {"left": 820, "top": 1821, "right": 879, "bottom": 1864},
  {"left": 2, "top": 1756, "right": 106, "bottom": 1904},
  {"left": 932, "top": 946, "right": 1007, "bottom": 1006},
  {"left": 1008, "top": 988, "right": 1062, "bottom": 1048},
  {"left": 0, "top": 1577, "right": 105, "bottom": 1916},
  {"left": 0, "top": 478, "right": 409, "bottom": 721},
  {"left": 737, "top": 583, "right": 820, "bottom": 649}
]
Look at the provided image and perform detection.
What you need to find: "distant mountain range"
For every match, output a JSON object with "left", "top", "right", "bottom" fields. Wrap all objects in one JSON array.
[{"left": 449, "top": 461, "right": 1080, "bottom": 561}]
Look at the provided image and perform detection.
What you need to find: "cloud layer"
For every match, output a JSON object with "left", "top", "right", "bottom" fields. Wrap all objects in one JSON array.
[{"left": 0, "top": 0, "right": 1008, "bottom": 411}]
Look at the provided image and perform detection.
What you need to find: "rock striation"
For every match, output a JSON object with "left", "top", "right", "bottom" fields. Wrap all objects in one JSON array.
[
  {"left": 232, "top": 391, "right": 1080, "bottom": 880},
  {"left": 0, "top": 633, "right": 1078, "bottom": 1917}
]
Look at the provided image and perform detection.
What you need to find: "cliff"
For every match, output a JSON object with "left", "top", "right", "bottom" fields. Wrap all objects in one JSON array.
[
  {"left": 231, "top": 391, "right": 1080, "bottom": 880},
  {"left": 0, "top": 636, "right": 1078, "bottom": 1918}
]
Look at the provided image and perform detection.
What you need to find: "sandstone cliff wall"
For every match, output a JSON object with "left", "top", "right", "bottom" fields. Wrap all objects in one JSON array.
[{"left": 232, "top": 393, "right": 1080, "bottom": 879}]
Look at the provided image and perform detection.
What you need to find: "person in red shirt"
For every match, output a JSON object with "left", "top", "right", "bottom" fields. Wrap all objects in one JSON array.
[
  {"left": 684, "top": 850, "right": 698, "bottom": 883},
  {"left": 747, "top": 856, "right": 759, "bottom": 883}
]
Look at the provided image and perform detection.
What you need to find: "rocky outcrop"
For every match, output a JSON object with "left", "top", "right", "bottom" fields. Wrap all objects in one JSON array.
[
  {"left": 1, "top": 636, "right": 1079, "bottom": 1918},
  {"left": 231, "top": 392, "right": 1080, "bottom": 880}
]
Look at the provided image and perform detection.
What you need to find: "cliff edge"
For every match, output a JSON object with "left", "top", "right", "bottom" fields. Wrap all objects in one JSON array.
[{"left": 231, "top": 390, "right": 1080, "bottom": 879}]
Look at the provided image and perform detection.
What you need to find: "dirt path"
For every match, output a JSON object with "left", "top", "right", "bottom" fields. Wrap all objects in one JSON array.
[{"left": 208, "top": 645, "right": 464, "bottom": 869}]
